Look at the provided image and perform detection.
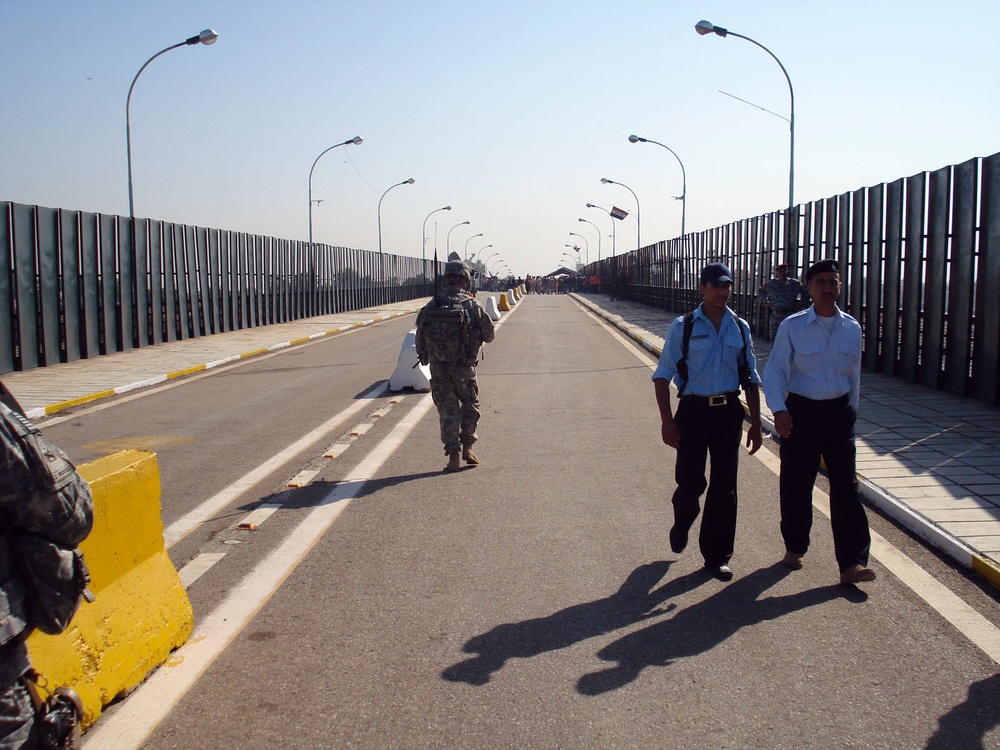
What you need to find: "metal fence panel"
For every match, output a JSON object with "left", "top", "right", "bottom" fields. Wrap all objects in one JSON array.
[
  {"left": 946, "top": 158, "right": 978, "bottom": 396},
  {"left": 1, "top": 205, "right": 14, "bottom": 372},
  {"left": 60, "top": 209, "right": 82, "bottom": 363},
  {"left": 973, "top": 152, "right": 1000, "bottom": 404}
]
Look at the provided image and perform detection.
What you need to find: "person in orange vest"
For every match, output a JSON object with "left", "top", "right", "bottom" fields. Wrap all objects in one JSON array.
[{"left": 589, "top": 274, "right": 601, "bottom": 294}]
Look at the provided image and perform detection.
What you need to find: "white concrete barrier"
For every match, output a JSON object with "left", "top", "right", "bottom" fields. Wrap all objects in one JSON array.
[
  {"left": 485, "top": 296, "right": 502, "bottom": 320},
  {"left": 388, "top": 328, "right": 431, "bottom": 392}
]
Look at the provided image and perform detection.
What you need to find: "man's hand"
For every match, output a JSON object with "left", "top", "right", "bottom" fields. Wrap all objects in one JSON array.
[
  {"left": 773, "top": 410, "right": 793, "bottom": 439},
  {"left": 745, "top": 422, "right": 763, "bottom": 455},
  {"left": 660, "top": 419, "right": 680, "bottom": 450}
]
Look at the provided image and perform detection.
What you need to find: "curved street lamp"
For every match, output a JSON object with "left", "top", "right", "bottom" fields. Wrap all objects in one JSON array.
[
  {"left": 446, "top": 221, "right": 471, "bottom": 256},
  {"left": 377, "top": 178, "right": 415, "bottom": 255},
  {"left": 483, "top": 250, "right": 498, "bottom": 268},
  {"left": 601, "top": 177, "right": 641, "bottom": 252},
  {"left": 586, "top": 203, "right": 616, "bottom": 257},
  {"left": 126, "top": 28, "right": 219, "bottom": 220},
  {"left": 578, "top": 218, "right": 602, "bottom": 261},
  {"left": 307, "top": 136, "right": 362, "bottom": 313},
  {"left": 475, "top": 244, "right": 494, "bottom": 262},
  {"left": 696, "top": 19, "right": 794, "bottom": 210},
  {"left": 490, "top": 258, "right": 505, "bottom": 274},
  {"left": 421, "top": 205, "right": 452, "bottom": 275},
  {"left": 628, "top": 135, "right": 686, "bottom": 239},
  {"left": 463, "top": 232, "right": 484, "bottom": 258}
]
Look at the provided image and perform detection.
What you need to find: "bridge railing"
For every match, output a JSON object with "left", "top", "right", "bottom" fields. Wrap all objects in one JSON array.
[{"left": 588, "top": 151, "right": 1000, "bottom": 406}]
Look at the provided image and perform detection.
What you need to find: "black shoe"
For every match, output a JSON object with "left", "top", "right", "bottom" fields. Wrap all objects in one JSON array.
[
  {"left": 705, "top": 563, "right": 733, "bottom": 582},
  {"left": 669, "top": 525, "right": 688, "bottom": 554}
]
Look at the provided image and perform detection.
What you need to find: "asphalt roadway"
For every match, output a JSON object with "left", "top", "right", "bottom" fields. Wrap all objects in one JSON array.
[{"left": 5, "top": 292, "right": 1000, "bottom": 748}]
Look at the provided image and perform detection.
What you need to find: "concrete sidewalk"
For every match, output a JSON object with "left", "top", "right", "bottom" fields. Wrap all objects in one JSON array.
[
  {"left": 572, "top": 292, "right": 1000, "bottom": 590},
  {"left": 3, "top": 291, "right": 1000, "bottom": 589}
]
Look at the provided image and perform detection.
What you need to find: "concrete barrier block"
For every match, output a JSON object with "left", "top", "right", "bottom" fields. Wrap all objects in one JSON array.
[
  {"left": 388, "top": 328, "right": 431, "bottom": 391},
  {"left": 513, "top": 286, "right": 521, "bottom": 300},
  {"left": 486, "top": 296, "right": 502, "bottom": 319},
  {"left": 27, "top": 449, "right": 194, "bottom": 728},
  {"left": 507, "top": 290, "right": 516, "bottom": 306},
  {"left": 497, "top": 293, "right": 511, "bottom": 312}
]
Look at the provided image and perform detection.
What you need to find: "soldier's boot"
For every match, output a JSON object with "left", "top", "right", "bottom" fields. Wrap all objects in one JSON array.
[
  {"left": 462, "top": 443, "right": 479, "bottom": 465},
  {"left": 446, "top": 451, "right": 462, "bottom": 472}
]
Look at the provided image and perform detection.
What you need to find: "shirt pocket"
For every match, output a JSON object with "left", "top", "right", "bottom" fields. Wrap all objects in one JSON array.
[{"left": 836, "top": 339, "right": 859, "bottom": 376}]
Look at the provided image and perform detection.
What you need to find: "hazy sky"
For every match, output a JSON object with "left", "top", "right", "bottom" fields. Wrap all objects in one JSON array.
[{"left": 2, "top": 1, "right": 998, "bottom": 277}]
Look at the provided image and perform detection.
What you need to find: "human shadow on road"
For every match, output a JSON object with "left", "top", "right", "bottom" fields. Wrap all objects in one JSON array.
[
  {"left": 925, "top": 672, "right": 1000, "bottom": 749},
  {"left": 442, "top": 561, "right": 707, "bottom": 686},
  {"left": 576, "top": 564, "right": 861, "bottom": 696}
]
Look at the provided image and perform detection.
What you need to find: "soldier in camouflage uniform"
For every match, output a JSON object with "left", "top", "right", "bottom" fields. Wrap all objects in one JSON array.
[
  {"left": 758, "top": 263, "right": 808, "bottom": 341},
  {"left": 1, "top": 382, "right": 91, "bottom": 749},
  {"left": 415, "top": 261, "right": 496, "bottom": 472}
]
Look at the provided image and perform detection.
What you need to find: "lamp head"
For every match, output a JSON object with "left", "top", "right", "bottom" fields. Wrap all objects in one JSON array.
[
  {"left": 186, "top": 29, "right": 219, "bottom": 45},
  {"left": 443, "top": 205, "right": 451, "bottom": 210},
  {"left": 601, "top": 177, "right": 612, "bottom": 184},
  {"left": 462, "top": 220, "right": 470, "bottom": 226},
  {"left": 695, "top": 20, "right": 727, "bottom": 37},
  {"left": 586, "top": 203, "right": 597, "bottom": 208},
  {"left": 404, "top": 178, "right": 415, "bottom": 184},
  {"left": 345, "top": 136, "right": 363, "bottom": 145},
  {"left": 628, "top": 134, "right": 644, "bottom": 143}
]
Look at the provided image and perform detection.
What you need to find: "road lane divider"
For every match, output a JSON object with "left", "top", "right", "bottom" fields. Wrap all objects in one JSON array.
[{"left": 28, "top": 449, "right": 194, "bottom": 729}]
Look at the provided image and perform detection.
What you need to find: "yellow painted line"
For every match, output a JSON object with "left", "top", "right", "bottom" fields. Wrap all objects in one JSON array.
[
  {"left": 239, "top": 348, "right": 269, "bottom": 359},
  {"left": 973, "top": 556, "right": 1000, "bottom": 589},
  {"left": 45, "top": 389, "right": 117, "bottom": 414},
  {"left": 289, "top": 336, "right": 311, "bottom": 345},
  {"left": 167, "top": 364, "right": 207, "bottom": 379}
]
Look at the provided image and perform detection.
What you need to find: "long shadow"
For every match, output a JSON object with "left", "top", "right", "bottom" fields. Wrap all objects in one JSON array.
[
  {"left": 576, "top": 564, "right": 862, "bottom": 696},
  {"left": 442, "top": 561, "right": 709, "bottom": 686},
  {"left": 926, "top": 672, "right": 1000, "bottom": 749}
]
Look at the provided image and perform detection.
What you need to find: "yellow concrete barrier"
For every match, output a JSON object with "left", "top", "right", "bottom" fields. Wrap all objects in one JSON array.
[
  {"left": 27, "top": 449, "right": 193, "bottom": 728},
  {"left": 497, "top": 293, "right": 511, "bottom": 311},
  {"left": 513, "top": 286, "right": 521, "bottom": 300}
]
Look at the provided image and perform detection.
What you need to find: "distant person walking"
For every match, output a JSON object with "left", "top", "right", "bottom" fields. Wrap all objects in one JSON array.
[
  {"left": 652, "top": 263, "right": 762, "bottom": 581},
  {"left": 758, "top": 263, "right": 808, "bottom": 341},
  {"left": 762, "top": 259, "right": 876, "bottom": 586},
  {"left": 416, "top": 261, "right": 496, "bottom": 472}
]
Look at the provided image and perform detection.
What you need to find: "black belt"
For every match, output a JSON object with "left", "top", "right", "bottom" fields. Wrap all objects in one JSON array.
[
  {"left": 681, "top": 391, "right": 740, "bottom": 407},
  {"left": 787, "top": 392, "right": 849, "bottom": 409}
]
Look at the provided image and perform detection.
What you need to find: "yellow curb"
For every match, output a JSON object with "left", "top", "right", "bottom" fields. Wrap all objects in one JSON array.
[
  {"left": 45, "top": 390, "right": 117, "bottom": 415},
  {"left": 972, "top": 555, "right": 1000, "bottom": 590},
  {"left": 167, "top": 364, "right": 207, "bottom": 379}
]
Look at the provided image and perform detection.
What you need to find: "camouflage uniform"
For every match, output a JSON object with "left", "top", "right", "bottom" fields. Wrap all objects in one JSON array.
[
  {"left": 1, "top": 392, "right": 92, "bottom": 749},
  {"left": 415, "top": 269, "right": 495, "bottom": 459},
  {"left": 759, "top": 276, "right": 808, "bottom": 340}
]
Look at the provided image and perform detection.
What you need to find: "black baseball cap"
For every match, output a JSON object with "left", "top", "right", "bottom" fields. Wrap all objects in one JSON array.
[{"left": 700, "top": 262, "right": 733, "bottom": 285}]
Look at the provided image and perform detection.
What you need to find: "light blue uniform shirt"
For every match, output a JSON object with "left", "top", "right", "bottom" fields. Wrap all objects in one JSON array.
[
  {"left": 652, "top": 305, "right": 761, "bottom": 396},
  {"left": 762, "top": 305, "right": 862, "bottom": 412}
]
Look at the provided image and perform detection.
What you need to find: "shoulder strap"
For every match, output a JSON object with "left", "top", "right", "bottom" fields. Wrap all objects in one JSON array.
[{"left": 675, "top": 312, "right": 696, "bottom": 397}]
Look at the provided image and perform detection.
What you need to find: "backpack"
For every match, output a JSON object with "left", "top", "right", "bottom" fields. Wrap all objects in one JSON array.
[
  {"left": 675, "top": 312, "right": 752, "bottom": 397},
  {"left": 419, "top": 293, "right": 473, "bottom": 363},
  {"left": 0, "top": 402, "right": 94, "bottom": 636}
]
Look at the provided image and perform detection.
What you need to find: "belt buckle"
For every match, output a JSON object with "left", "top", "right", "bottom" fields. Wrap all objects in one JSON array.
[{"left": 709, "top": 395, "right": 727, "bottom": 407}]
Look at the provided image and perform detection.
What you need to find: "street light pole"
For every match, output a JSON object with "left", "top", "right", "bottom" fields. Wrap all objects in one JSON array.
[
  {"left": 377, "top": 178, "right": 415, "bottom": 255},
  {"left": 446, "top": 221, "right": 470, "bottom": 256},
  {"left": 628, "top": 135, "right": 686, "bottom": 239},
  {"left": 578, "top": 218, "right": 602, "bottom": 261},
  {"left": 601, "top": 178, "right": 641, "bottom": 252},
  {"left": 463, "top": 233, "right": 484, "bottom": 259},
  {"left": 586, "top": 203, "right": 616, "bottom": 256},
  {"left": 422, "top": 205, "right": 451, "bottom": 283},
  {"left": 695, "top": 20, "right": 794, "bottom": 210},
  {"left": 126, "top": 29, "right": 219, "bottom": 221},
  {"left": 307, "top": 136, "right": 363, "bottom": 314}
]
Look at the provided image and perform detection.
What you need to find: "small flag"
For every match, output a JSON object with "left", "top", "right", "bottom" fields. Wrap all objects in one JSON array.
[{"left": 610, "top": 206, "right": 629, "bottom": 220}]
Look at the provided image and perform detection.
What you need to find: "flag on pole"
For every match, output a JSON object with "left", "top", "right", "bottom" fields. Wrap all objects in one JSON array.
[{"left": 610, "top": 206, "right": 629, "bottom": 220}]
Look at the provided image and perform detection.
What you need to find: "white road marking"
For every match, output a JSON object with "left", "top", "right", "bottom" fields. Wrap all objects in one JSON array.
[
  {"left": 236, "top": 503, "right": 283, "bottom": 529},
  {"left": 597, "top": 310, "right": 1000, "bottom": 665},
  {"left": 286, "top": 469, "right": 321, "bottom": 488},
  {"left": 177, "top": 553, "right": 227, "bottom": 588},
  {"left": 162, "top": 383, "right": 385, "bottom": 548},
  {"left": 82, "top": 394, "right": 435, "bottom": 749}
]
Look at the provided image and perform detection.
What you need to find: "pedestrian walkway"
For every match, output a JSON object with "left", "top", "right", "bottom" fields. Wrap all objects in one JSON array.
[{"left": 3, "top": 291, "right": 1000, "bottom": 589}]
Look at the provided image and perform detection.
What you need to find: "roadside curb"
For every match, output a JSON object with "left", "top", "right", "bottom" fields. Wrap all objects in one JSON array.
[
  {"left": 570, "top": 293, "right": 1000, "bottom": 591},
  {"left": 25, "top": 310, "right": 418, "bottom": 420}
]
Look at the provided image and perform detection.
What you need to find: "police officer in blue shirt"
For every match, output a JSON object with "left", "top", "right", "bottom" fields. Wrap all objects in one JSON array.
[
  {"left": 762, "top": 258, "right": 876, "bottom": 585},
  {"left": 652, "top": 263, "right": 763, "bottom": 581}
]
